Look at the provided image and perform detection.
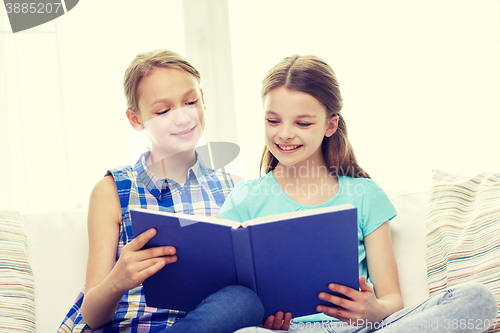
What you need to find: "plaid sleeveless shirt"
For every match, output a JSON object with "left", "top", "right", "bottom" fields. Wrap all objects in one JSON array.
[{"left": 58, "top": 152, "right": 234, "bottom": 332}]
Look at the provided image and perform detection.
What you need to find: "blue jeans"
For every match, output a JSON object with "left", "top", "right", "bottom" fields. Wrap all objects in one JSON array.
[
  {"left": 163, "top": 285, "right": 264, "bottom": 333},
  {"left": 235, "top": 282, "right": 497, "bottom": 333}
]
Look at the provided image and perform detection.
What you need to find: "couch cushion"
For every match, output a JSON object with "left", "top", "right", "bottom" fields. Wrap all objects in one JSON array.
[
  {"left": 0, "top": 211, "right": 35, "bottom": 332},
  {"left": 426, "top": 170, "right": 500, "bottom": 332},
  {"left": 388, "top": 190, "right": 430, "bottom": 307}
]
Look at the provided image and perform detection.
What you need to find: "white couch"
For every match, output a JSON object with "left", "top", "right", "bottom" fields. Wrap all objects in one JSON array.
[
  {"left": 21, "top": 190, "right": 430, "bottom": 332},
  {"left": 22, "top": 210, "right": 89, "bottom": 333}
]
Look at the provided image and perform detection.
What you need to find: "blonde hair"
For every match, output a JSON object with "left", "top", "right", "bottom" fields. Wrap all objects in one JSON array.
[
  {"left": 123, "top": 49, "right": 201, "bottom": 113},
  {"left": 260, "top": 54, "right": 370, "bottom": 178}
]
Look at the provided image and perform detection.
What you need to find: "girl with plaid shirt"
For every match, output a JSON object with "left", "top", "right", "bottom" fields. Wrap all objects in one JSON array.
[{"left": 58, "top": 49, "right": 263, "bottom": 333}]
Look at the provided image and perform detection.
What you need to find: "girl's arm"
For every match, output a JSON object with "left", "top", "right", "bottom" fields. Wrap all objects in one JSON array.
[
  {"left": 80, "top": 176, "right": 177, "bottom": 329},
  {"left": 316, "top": 221, "right": 403, "bottom": 324},
  {"left": 364, "top": 221, "right": 404, "bottom": 318}
]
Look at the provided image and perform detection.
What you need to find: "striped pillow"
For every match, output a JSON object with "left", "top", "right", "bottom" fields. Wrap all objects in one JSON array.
[
  {"left": 0, "top": 211, "right": 35, "bottom": 332},
  {"left": 426, "top": 170, "right": 500, "bottom": 332}
]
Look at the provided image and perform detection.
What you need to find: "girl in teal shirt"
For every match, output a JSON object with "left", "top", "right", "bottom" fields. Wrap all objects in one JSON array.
[{"left": 219, "top": 54, "right": 497, "bottom": 333}]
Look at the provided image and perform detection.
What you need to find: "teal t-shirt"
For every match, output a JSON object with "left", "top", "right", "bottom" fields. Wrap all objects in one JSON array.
[{"left": 218, "top": 171, "right": 397, "bottom": 322}]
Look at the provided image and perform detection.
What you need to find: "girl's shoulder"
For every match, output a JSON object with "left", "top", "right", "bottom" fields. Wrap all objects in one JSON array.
[
  {"left": 102, "top": 165, "right": 140, "bottom": 201},
  {"left": 339, "top": 176, "right": 396, "bottom": 230},
  {"left": 338, "top": 176, "right": 391, "bottom": 206},
  {"left": 339, "top": 176, "right": 384, "bottom": 193},
  {"left": 340, "top": 175, "right": 376, "bottom": 185},
  {"left": 105, "top": 165, "right": 137, "bottom": 183},
  {"left": 106, "top": 165, "right": 135, "bottom": 177}
]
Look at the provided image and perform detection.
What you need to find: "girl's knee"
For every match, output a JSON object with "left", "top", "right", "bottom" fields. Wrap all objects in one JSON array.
[
  {"left": 218, "top": 285, "right": 264, "bottom": 323},
  {"left": 457, "top": 282, "right": 497, "bottom": 318},
  {"left": 219, "top": 285, "right": 261, "bottom": 305},
  {"left": 222, "top": 285, "right": 264, "bottom": 312}
]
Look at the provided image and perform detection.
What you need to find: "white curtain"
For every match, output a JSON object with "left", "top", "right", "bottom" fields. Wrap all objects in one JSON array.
[
  {"left": 1, "top": 1, "right": 187, "bottom": 212},
  {"left": 1, "top": 18, "right": 71, "bottom": 212}
]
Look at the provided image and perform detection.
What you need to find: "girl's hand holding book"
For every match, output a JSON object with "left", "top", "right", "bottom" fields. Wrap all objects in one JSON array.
[
  {"left": 262, "top": 311, "right": 293, "bottom": 330},
  {"left": 110, "top": 228, "right": 177, "bottom": 292},
  {"left": 316, "top": 276, "right": 389, "bottom": 325}
]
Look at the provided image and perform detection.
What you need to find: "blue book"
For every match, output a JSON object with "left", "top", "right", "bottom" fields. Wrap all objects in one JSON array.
[{"left": 130, "top": 205, "right": 359, "bottom": 318}]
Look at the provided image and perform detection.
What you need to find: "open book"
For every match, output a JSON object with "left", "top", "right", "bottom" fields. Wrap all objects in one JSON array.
[{"left": 130, "top": 204, "right": 359, "bottom": 318}]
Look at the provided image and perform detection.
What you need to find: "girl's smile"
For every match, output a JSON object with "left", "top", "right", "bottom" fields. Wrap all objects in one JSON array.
[
  {"left": 171, "top": 124, "right": 197, "bottom": 137},
  {"left": 275, "top": 143, "right": 303, "bottom": 153}
]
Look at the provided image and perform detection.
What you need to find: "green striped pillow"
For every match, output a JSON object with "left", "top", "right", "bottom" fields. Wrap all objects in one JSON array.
[
  {"left": 426, "top": 170, "right": 500, "bottom": 332},
  {"left": 0, "top": 211, "right": 35, "bottom": 332}
]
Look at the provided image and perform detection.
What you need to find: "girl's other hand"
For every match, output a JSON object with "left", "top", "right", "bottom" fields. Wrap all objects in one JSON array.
[
  {"left": 316, "top": 276, "right": 387, "bottom": 325},
  {"left": 262, "top": 311, "right": 293, "bottom": 330},
  {"left": 110, "top": 228, "right": 177, "bottom": 293}
]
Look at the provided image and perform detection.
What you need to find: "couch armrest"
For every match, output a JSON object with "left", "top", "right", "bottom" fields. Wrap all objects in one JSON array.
[{"left": 22, "top": 210, "right": 88, "bottom": 333}]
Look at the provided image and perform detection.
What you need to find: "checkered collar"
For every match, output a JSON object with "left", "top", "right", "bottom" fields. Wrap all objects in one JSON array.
[{"left": 133, "top": 151, "right": 210, "bottom": 200}]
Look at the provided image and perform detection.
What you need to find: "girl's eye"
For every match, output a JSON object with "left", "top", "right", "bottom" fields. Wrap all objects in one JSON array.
[
  {"left": 297, "top": 122, "right": 312, "bottom": 127},
  {"left": 157, "top": 109, "right": 170, "bottom": 115},
  {"left": 266, "top": 118, "right": 280, "bottom": 124},
  {"left": 187, "top": 99, "right": 198, "bottom": 106}
]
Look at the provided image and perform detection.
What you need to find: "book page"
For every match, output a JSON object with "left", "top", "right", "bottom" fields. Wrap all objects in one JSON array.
[
  {"left": 241, "top": 203, "right": 354, "bottom": 227},
  {"left": 131, "top": 208, "right": 241, "bottom": 228}
]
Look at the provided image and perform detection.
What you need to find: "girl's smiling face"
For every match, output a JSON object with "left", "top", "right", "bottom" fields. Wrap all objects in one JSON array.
[
  {"left": 134, "top": 67, "right": 205, "bottom": 160},
  {"left": 264, "top": 87, "right": 338, "bottom": 169}
]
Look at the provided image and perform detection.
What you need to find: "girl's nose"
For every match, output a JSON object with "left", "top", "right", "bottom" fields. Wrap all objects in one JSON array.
[
  {"left": 171, "top": 107, "right": 191, "bottom": 126},
  {"left": 278, "top": 125, "right": 294, "bottom": 141}
]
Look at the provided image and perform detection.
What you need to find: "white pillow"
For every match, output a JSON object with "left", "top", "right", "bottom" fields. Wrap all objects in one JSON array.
[
  {"left": 426, "top": 170, "right": 500, "bottom": 332},
  {"left": 388, "top": 190, "right": 430, "bottom": 307},
  {"left": 0, "top": 211, "right": 35, "bottom": 332}
]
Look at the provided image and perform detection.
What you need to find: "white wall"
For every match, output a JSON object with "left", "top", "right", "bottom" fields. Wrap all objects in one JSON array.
[
  {"left": 2, "top": 0, "right": 500, "bottom": 213},
  {"left": 228, "top": 0, "right": 500, "bottom": 191}
]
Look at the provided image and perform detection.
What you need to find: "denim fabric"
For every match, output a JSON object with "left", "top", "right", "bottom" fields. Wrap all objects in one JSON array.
[
  {"left": 235, "top": 282, "right": 497, "bottom": 333},
  {"left": 163, "top": 285, "right": 264, "bottom": 333}
]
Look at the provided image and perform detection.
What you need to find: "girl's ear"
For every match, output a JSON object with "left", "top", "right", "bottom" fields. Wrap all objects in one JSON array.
[
  {"left": 200, "top": 88, "right": 206, "bottom": 110},
  {"left": 126, "top": 108, "right": 143, "bottom": 131},
  {"left": 324, "top": 115, "right": 339, "bottom": 138}
]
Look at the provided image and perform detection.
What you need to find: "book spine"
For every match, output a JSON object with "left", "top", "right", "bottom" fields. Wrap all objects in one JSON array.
[{"left": 231, "top": 227, "right": 257, "bottom": 293}]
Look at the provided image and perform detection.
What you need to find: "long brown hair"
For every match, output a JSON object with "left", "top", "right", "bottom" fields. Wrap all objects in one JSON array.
[{"left": 260, "top": 55, "right": 369, "bottom": 178}]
